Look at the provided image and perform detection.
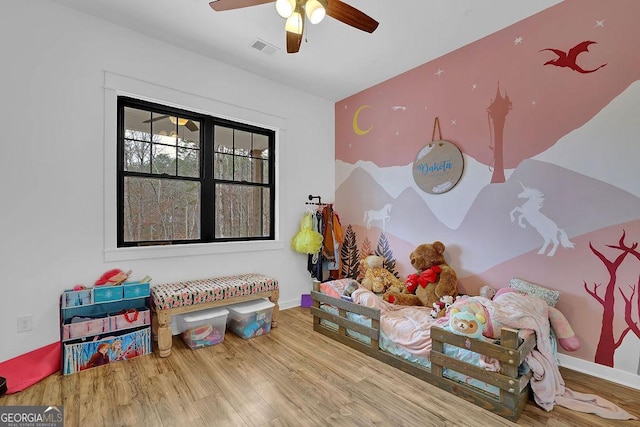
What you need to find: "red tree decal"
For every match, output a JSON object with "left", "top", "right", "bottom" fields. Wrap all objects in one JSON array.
[{"left": 585, "top": 230, "right": 640, "bottom": 366}]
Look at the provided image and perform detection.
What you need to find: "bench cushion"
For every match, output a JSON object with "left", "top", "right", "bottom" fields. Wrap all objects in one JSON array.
[{"left": 151, "top": 274, "right": 278, "bottom": 310}]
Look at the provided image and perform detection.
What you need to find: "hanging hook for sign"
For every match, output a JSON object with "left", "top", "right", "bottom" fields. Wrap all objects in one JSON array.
[{"left": 431, "top": 117, "right": 443, "bottom": 142}]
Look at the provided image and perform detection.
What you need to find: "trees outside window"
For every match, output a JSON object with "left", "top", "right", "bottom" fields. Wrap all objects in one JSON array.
[{"left": 117, "top": 97, "right": 275, "bottom": 247}]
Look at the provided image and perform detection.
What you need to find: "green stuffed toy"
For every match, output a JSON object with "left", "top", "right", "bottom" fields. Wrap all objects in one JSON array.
[{"left": 448, "top": 309, "right": 486, "bottom": 340}]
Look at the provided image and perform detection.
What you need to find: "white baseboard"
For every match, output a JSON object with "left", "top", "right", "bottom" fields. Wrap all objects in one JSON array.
[
  {"left": 558, "top": 354, "right": 640, "bottom": 390},
  {"left": 280, "top": 297, "right": 303, "bottom": 310}
]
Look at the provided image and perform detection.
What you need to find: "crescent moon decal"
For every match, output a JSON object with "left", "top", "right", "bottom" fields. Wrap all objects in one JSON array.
[{"left": 353, "top": 105, "right": 373, "bottom": 136}]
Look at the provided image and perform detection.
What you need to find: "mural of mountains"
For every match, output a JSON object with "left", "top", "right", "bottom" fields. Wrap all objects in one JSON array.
[
  {"left": 336, "top": 160, "right": 640, "bottom": 276},
  {"left": 336, "top": 80, "right": 640, "bottom": 276}
]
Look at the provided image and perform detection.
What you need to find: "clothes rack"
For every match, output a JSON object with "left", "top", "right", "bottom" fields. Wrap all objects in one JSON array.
[{"left": 305, "top": 194, "right": 328, "bottom": 206}]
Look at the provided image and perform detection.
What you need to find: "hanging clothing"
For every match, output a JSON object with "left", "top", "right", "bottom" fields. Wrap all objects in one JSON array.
[
  {"left": 303, "top": 204, "right": 344, "bottom": 281},
  {"left": 307, "top": 211, "right": 324, "bottom": 280},
  {"left": 291, "top": 212, "right": 323, "bottom": 255}
]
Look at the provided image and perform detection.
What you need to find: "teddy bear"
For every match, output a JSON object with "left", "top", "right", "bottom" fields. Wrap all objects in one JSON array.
[
  {"left": 360, "top": 255, "right": 404, "bottom": 294},
  {"left": 383, "top": 241, "right": 458, "bottom": 309},
  {"left": 448, "top": 310, "right": 487, "bottom": 340}
]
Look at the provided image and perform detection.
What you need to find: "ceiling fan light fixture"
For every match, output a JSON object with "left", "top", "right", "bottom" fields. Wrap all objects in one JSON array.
[
  {"left": 275, "top": 0, "right": 295, "bottom": 18},
  {"left": 285, "top": 11, "right": 304, "bottom": 35},
  {"left": 305, "top": 0, "right": 326, "bottom": 24},
  {"left": 169, "top": 116, "right": 188, "bottom": 126}
]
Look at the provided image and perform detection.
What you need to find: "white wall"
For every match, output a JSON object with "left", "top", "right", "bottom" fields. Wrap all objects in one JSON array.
[{"left": 0, "top": 0, "right": 335, "bottom": 362}]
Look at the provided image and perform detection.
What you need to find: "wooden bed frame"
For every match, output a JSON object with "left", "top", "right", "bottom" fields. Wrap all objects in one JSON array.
[{"left": 310, "top": 281, "right": 537, "bottom": 422}]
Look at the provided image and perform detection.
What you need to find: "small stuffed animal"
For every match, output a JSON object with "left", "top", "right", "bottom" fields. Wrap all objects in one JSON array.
[
  {"left": 95, "top": 269, "right": 132, "bottom": 286},
  {"left": 343, "top": 280, "right": 360, "bottom": 297},
  {"left": 384, "top": 241, "right": 458, "bottom": 307},
  {"left": 360, "top": 255, "right": 404, "bottom": 294},
  {"left": 431, "top": 295, "right": 455, "bottom": 318},
  {"left": 448, "top": 310, "right": 486, "bottom": 340}
]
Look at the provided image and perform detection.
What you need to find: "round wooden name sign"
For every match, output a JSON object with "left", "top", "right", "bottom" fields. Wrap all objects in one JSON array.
[{"left": 412, "top": 140, "right": 464, "bottom": 194}]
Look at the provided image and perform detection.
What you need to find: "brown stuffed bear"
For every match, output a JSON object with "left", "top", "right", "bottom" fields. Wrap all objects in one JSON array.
[
  {"left": 360, "top": 255, "right": 405, "bottom": 294},
  {"left": 383, "top": 241, "right": 458, "bottom": 309}
]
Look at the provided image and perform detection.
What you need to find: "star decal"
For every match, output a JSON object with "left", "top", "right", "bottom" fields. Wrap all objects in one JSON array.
[
  {"left": 514, "top": 36, "right": 523, "bottom": 45},
  {"left": 435, "top": 68, "right": 445, "bottom": 77},
  {"left": 595, "top": 19, "right": 605, "bottom": 28},
  {"left": 450, "top": 119, "right": 457, "bottom": 126},
  {"left": 472, "top": 83, "right": 477, "bottom": 90}
]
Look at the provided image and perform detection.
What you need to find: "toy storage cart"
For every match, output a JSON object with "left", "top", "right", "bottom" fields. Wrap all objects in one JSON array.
[{"left": 60, "top": 283, "right": 151, "bottom": 375}]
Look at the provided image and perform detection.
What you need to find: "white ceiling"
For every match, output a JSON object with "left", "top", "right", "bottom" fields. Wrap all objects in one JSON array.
[{"left": 50, "top": 0, "right": 561, "bottom": 101}]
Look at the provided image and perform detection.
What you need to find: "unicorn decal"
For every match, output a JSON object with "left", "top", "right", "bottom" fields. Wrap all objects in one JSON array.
[
  {"left": 509, "top": 183, "right": 574, "bottom": 256},
  {"left": 364, "top": 204, "right": 392, "bottom": 231}
]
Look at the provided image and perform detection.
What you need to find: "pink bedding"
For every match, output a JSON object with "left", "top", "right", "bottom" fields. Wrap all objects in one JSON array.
[
  {"left": 478, "top": 291, "right": 636, "bottom": 420},
  {"left": 352, "top": 286, "right": 635, "bottom": 420},
  {"left": 351, "top": 287, "right": 446, "bottom": 358}
]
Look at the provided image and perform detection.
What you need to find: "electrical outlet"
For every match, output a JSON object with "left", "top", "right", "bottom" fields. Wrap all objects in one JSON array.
[{"left": 17, "top": 315, "right": 32, "bottom": 333}]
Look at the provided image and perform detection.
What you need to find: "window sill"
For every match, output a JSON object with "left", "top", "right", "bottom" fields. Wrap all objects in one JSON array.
[{"left": 104, "top": 240, "right": 285, "bottom": 262}]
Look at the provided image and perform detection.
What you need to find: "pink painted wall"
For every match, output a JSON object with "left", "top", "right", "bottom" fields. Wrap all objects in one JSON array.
[{"left": 334, "top": 0, "right": 640, "bottom": 375}]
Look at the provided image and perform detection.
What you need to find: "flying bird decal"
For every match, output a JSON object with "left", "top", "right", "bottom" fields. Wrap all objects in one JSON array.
[{"left": 540, "top": 40, "right": 607, "bottom": 73}]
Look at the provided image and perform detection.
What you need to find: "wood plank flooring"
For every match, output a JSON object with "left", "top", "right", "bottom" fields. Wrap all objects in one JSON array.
[{"left": 1, "top": 307, "right": 638, "bottom": 426}]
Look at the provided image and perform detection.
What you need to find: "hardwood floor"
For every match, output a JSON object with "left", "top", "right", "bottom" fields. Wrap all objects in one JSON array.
[{"left": 1, "top": 307, "right": 638, "bottom": 426}]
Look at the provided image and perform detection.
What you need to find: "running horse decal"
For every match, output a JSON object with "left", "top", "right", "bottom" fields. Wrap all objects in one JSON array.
[
  {"left": 509, "top": 183, "right": 575, "bottom": 256},
  {"left": 364, "top": 204, "right": 392, "bottom": 230}
]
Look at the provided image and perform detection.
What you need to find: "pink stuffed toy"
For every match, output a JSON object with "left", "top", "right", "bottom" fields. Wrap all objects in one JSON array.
[
  {"left": 95, "top": 269, "right": 132, "bottom": 286},
  {"left": 494, "top": 287, "right": 580, "bottom": 351}
]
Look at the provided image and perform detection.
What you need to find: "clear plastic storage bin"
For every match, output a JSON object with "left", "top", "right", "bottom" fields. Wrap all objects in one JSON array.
[
  {"left": 178, "top": 307, "right": 228, "bottom": 349},
  {"left": 226, "top": 299, "right": 275, "bottom": 339}
]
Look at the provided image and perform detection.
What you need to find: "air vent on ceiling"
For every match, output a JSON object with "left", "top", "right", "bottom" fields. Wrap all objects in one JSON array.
[{"left": 251, "top": 38, "right": 278, "bottom": 55}]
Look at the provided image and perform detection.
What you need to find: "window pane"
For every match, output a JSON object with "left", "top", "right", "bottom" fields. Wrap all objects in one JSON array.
[
  {"left": 213, "top": 127, "right": 268, "bottom": 183},
  {"left": 234, "top": 153, "right": 251, "bottom": 182},
  {"left": 178, "top": 147, "right": 200, "bottom": 178},
  {"left": 152, "top": 143, "right": 177, "bottom": 175},
  {"left": 123, "top": 177, "right": 201, "bottom": 242},
  {"left": 124, "top": 139, "right": 151, "bottom": 173},
  {"left": 124, "top": 107, "right": 152, "bottom": 136},
  {"left": 214, "top": 152, "right": 234, "bottom": 180},
  {"left": 261, "top": 158, "right": 269, "bottom": 183},
  {"left": 215, "top": 184, "right": 269, "bottom": 238}
]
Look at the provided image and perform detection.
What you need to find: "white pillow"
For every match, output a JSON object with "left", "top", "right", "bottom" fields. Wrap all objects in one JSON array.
[{"left": 509, "top": 277, "right": 560, "bottom": 307}]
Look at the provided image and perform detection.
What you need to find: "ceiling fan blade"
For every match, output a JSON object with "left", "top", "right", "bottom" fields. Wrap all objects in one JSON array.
[
  {"left": 209, "top": 0, "right": 275, "bottom": 12},
  {"left": 143, "top": 115, "right": 169, "bottom": 124},
  {"left": 325, "top": 0, "right": 378, "bottom": 33},
  {"left": 185, "top": 120, "right": 199, "bottom": 132}
]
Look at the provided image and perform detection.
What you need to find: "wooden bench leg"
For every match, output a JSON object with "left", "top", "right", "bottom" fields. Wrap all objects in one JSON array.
[
  {"left": 156, "top": 310, "right": 173, "bottom": 358},
  {"left": 270, "top": 290, "right": 280, "bottom": 328}
]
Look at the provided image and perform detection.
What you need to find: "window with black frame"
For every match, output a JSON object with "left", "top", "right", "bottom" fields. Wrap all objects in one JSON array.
[{"left": 117, "top": 97, "right": 275, "bottom": 247}]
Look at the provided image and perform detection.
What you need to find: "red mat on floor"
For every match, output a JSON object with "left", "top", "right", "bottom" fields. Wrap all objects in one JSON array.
[{"left": 0, "top": 342, "right": 60, "bottom": 394}]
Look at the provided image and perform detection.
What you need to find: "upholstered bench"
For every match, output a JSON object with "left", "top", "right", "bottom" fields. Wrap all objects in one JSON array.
[{"left": 151, "top": 273, "right": 279, "bottom": 357}]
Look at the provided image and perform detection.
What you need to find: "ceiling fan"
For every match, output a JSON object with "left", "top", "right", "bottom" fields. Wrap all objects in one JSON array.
[
  {"left": 143, "top": 115, "right": 199, "bottom": 132},
  {"left": 208, "top": 0, "right": 379, "bottom": 54}
]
